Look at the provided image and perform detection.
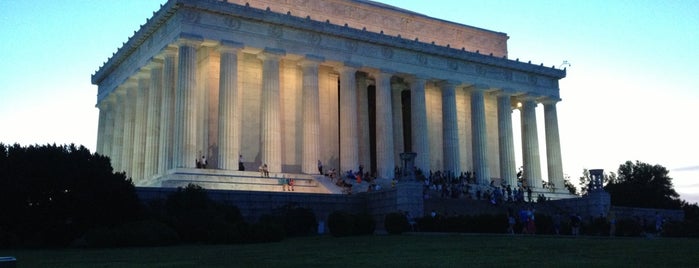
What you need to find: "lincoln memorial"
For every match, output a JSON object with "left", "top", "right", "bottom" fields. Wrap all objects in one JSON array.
[{"left": 92, "top": 0, "right": 567, "bottom": 197}]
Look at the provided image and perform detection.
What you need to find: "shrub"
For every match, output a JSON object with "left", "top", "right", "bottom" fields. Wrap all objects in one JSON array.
[
  {"left": 85, "top": 220, "right": 179, "bottom": 247},
  {"left": 164, "top": 184, "right": 246, "bottom": 243},
  {"left": 327, "top": 211, "right": 375, "bottom": 237},
  {"left": 384, "top": 212, "right": 410, "bottom": 234},
  {"left": 262, "top": 204, "right": 317, "bottom": 237},
  {"left": 328, "top": 211, "right": 355, "bottom": 237},
  {"left": 353, "top": 213, "right": 376, "bottom": 235}
]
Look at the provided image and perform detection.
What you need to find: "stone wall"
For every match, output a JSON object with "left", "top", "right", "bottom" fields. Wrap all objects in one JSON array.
[
  {"left": 225, "top": 0, "right": 508, "bottom": 57},
  {"left": 549, "top": 191, "right": 684, "bottom": 222},
  {"left": 137, "top": 184, "right": 423, "bottom": 232}
]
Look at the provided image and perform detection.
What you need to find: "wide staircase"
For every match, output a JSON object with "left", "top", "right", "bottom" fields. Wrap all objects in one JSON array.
[{"left": 151, "top": 168, "right": 350, "bottom": 194}]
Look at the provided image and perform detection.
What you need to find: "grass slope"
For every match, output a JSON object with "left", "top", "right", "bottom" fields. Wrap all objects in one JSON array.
[{"left": 3, "top": 234, "right": 698, "bottom": 267}]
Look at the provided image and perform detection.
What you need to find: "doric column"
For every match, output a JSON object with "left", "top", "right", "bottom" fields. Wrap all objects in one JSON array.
[
  {"left": 96, "top": 97, "right": 108, "bottom": 155},
  {"left": 356, "top": 73, "right": 371, "bottom": 172},
  {"left": 520, "top": 96, "right": 542, "bottom": 189},
  {"left": 374, "top": 70, "right": 395, "bottom": 179},
  {"left": 158, "top": 48, "right": 176, "bottom": 174},
  {"left": 408, "top": 76, "right": 430, "bottom": 173},
  {"left": 103, "top": 98, "right": 115, "bottom": 162},
  {"left": 300, "top": 55, "right": 324, "bottom": 174},
  {"left": 97, "top": 95, "right": 115, "bottom": 159},
  {"left": 544, "top": 98, "right": 564, "bottom": 189},
  {"left": 132, "top": 71, "right": 150, "bottom": 183},
  {"left": 257, "top": 48, "right": 285, "bottom": 173},
  {"left": 144, "top": 61, "right": 163, "bottom": 181},
  {"left": 338, "top": 63, "right": 360, "bottom": 173},
  {"left": 391, "top": 81, "right": 405, "bottom": 168},
  {"left": 173, "top": 35, "right": 202, "bottom": 168},
  {"left": 442, "top": 81, "right": 460, "bottom": 175},
  {"left": 121, "top": 82, "right": 137, "bottom": 177},
  {"left": 470, "top": 85, "right": 490, "bottom": 185},
  {"left": 111, "top": 89, "right": 125, "bottom": 172},
  {"left": 497, "top": 91, "right": 517, "bottom": 186},
  {"left": 217, "top": 40, "right": 244, "bottom": 171}
]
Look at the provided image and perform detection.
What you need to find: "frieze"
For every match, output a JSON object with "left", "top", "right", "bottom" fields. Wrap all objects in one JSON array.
[
  {"left": 345, "top": 40, "right": 358, "bottom": 52},
  {"left": 180, "top": 9, "right": 201, "bottom": 23},
  {"left": 416, "top": 53, "right": 427, "bottom": 65},
  {"left": 381, "top": 46, "right": 394, "bottom": 59},
  {"left": 225, "top": 17, "right": 242, "bottom": 30},
  {"left": 307, "top": 32, "right": 321, "bottom": 45},
  {"left": 447, "top": 60, "right": 458, "bottom": 70},
  {"left": 93, "top": 0, "right": 565, "bottom": 97},
  {"left": 268, "top": 25, "right": 283, "bottom": 38}
]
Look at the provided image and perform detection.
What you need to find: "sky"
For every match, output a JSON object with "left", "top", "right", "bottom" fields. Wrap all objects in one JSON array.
[{"left": 1, "top": 0, "right": 698, "bottom": 202}]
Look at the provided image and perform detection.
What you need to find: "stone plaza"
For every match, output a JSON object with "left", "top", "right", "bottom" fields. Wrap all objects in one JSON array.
[{"left": 92, "top": 0, "right": 574, "bottom": 218}]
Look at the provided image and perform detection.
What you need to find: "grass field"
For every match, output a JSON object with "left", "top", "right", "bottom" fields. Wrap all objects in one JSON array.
[{"left": 2, "top": 234, "right": 698, "bottom": 267}]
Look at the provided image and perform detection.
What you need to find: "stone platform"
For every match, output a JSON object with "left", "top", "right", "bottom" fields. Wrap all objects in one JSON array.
[{"left": 148, "top": 168, "right": 348, "bottom": 194}]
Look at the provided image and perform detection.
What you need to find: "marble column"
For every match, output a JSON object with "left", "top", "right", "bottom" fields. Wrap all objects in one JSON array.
[
  {"left": 96, "top": 98, "right": 108, "bottom": 155},
  {"left": 300, "top": 55, "right": 324, "bottom": 174},
  {"left": 374, "top": 70, "right": 395, "bottom": 179},
  {"left": 158, "top": 48, "right": 177, "bottom": 174},
  {"left": 111, "top": 89, "right": 125, "bottom": 172},
  {"left": 257, "top": 48, "right": 285, "bottom": 173},
  {"left": 442, "top": 81, "right": 460, "bottom": 175},
  {"left": 544, "top": 98, "right": 564, "bottom": 189},
  {"left": 132, "top": 72, "right": 150, "bottom": 183},
  {"left": 391, "top": 81, "right": 405, "bottom": 169},
  {"left": 470, "top": 86, "right": 490, "bottom": 185},
  {"left": 356, "top": 73, "right": 371, "bottom": 172},
  {"left": 408, "top": 76, "right": 430, "bottom": 174},
  {"left": 520, "top": 96, "right": 542, "bottom": 189},
  {"left": 98, "top": 96, "right": 115, "bottom": 159},
  {"left": 338, "top": 63, "right": 360, "bottom": 173},
  {"left": 121, "top": 82, "right": 137, "bottom": 177},
  {"left": 217, "top": 41, "right": 243, "bottom": 171},
  {"left": 173, "top": 35, "right": 202, "bottom": 168},
  {"left": 497, "top": 91, "right": 517, "bottom": 187},
  {"left": 144, "top": 61, "right": 163, "bottom": 181}
]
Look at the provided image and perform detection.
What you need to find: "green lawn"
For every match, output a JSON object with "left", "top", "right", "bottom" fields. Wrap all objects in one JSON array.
[{"left": 2, "top": 234, "right": 698, "bottom": 267}]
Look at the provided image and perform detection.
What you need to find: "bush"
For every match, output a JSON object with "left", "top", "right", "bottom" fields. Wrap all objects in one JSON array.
[
  {"left": 241, "top": 222, "right": 285, "bottom": 243},
  {"left": 261, "top": 204, "right": 317, "bottom": 237},
  {"left": 85, "top": 220, "right": 179, "bottom": 247},
  {"left": 384, "top": 212, "right": 410, "bottom": 234},
  {"left": 328, "top": 211, "right": 355, "bottom": 237},
  {"left": 164, "top": 184, "right": 246, "bottom": 243},
  {"left": 354, "top": 213, "right": 375, "bottom": 235},
  {"left": 327, "top": 211, "right": 375, "bottom": 237},
  {"left": 662, "top": 220, "right": 699, "bottom": 237}
]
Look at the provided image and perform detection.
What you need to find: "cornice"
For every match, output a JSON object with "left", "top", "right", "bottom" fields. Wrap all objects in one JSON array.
[{"left": 93, "top": 0, "right": 566, "bottom": 86}]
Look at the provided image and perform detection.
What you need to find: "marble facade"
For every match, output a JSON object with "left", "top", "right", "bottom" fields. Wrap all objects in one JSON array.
[{"left": 92, "top": 0, "right": 566, "bottom": 191}]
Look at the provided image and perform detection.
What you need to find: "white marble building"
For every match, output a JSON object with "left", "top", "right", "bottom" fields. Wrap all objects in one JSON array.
[{"left": 92, "top": 0, "right": 566, "bottom": 192}]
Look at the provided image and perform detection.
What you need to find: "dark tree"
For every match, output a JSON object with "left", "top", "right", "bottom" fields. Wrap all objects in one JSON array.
[
  {"left": 0, "top": 143, "right": 141, "bottom": 247},
  {"left": 604, "top": 160, "right": 681, "bottom": 209}
]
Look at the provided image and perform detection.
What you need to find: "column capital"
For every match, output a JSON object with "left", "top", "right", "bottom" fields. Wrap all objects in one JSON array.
[
  {"left": 540, "top": 96, "right": 562, "bottom": 105},
  {"left": 335, "top": 61, "right": 360, "bottom": 73},
  {"left": 134, "top": 68, "right": 150, "bottom": 79},
  {"left": 468, "top": 84, "right": 490, "bottom": 92},
  {"left": 218, "top": 40, "right": 244, "bottom": 53},
  {"left": 257, "top": 47, "right": 286, "bottom": 61},
  {"left": 370, "top": 69, "right": 394, "bottom": 80},
  {"left": 405, "top": 74, "right": 429, "bottom": 85},
  {"left": 162, "top": 46, "right": 178, "bottom": 57},
  {"left": 146, "top": 58, "right": 164, "bottom": 69},
  {"left": 494, "top": 87, "right": 517, "bottom": 97},
  {"left": 438, "top": 80, "right": 461, "bottom": 88},
  {"left": 177, "top": 33, "right": 204, "bottom": 47},
  {"left": 301, "top": 54, "right": 324, "bottom": 63}
]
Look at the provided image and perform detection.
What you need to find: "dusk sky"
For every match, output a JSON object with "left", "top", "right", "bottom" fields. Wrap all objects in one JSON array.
[{"left": 1, "top": 0, "right": 697, "bottom": 202}]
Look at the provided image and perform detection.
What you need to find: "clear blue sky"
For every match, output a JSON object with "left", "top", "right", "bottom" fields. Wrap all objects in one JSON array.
[{"left": 1, "top": 0, "right": 697, "bottom": 202}]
